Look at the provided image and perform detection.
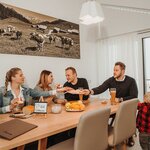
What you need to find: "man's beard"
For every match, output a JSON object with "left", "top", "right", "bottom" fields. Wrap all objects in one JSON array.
[{"left": 114, "top": 73, "right": 122, "bottom": 79}]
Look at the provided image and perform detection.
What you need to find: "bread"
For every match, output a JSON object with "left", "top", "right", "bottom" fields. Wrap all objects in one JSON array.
[
  {"left": 65, "top": 101, "right": 85, "bottom": 111},
  {"left": 22, "top": 105, "right": 34, "bottom": 115}
]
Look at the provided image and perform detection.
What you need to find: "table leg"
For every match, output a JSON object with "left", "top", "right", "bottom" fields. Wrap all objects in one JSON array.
[
  {"left": 38, "top": 137, "right": 47, "bottom": 150},
  {"left": 11, "top": 145, "right": 25, "bottom": 150},
  {"left": 17, "top": 145, "right": 25, "bottom": 150}
]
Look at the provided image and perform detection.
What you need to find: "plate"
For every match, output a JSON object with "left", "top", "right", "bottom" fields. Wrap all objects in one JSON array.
[
  {"left": 9, "top": 113, "right": 32, "bottom": 119},
  {"left": 66, "top": 108, "right": 84, "bottom": 112},
  {"left": 10, "top": 113, "right": 25, "bottom": 117},
  {"left": 65, "top": 101, "right": 85, "bottom": 112}
]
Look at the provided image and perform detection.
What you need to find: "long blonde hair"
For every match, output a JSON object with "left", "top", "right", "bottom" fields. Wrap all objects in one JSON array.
[
  {"left": 37, "top": 70, "right": 52, "bottom": 91},
  {"left": 4, "top": 67, "right": 21, "bottom": 96}
]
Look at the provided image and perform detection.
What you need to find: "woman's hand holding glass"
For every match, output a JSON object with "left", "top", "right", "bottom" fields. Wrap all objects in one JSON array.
[
  {"left": 10, "top": 98, "right": 18, "bottom": 110},
  {"left": 10, "top": 98, "right": 24, "bottom": 111}
]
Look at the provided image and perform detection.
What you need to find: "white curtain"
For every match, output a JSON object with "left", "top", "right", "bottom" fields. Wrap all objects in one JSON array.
[{"left": 96, "top": 33, "right": 143, "bottom": 100}]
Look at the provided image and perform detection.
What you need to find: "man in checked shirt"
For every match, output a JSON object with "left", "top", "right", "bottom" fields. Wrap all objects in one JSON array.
[{"left": 136, "top": 92, "right": 150, "bottom": 150}]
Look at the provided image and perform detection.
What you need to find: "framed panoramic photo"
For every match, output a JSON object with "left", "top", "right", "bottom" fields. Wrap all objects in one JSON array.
[
  {"left": 34, "top": 102, "right": 48, "bottom": 114},
  {"left": 0, "top": 3, "right": 80, "bottom": 59}
]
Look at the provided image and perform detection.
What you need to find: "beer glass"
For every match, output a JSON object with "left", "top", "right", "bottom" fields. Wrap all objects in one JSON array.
[
  {"left": 110, "top": 88, "right": 116, "bottom": 105},
  {"left": 78, "top": 87, "right": 83, "bottom": 101}
]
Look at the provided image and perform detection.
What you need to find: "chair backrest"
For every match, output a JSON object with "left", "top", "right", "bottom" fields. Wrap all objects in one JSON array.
[
  {"left": 74, "top": 107, "right": 110, "bottom": 150},
  {"left": 113, "top": 98, "right": 138, "bottom": 145}
]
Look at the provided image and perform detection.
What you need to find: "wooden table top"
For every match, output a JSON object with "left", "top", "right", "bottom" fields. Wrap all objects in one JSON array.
[{"left": 0, "top": 99, "right": 119, "bottom": 150}]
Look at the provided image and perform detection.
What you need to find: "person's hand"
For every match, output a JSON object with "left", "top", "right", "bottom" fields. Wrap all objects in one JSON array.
[
  {"left": 82, "top": 89, "right": 90, "bottom": 95},
  {"left": 55, "top": 84, "right": 63, "bottom": 89},
  {"left": 116, "top": 98, "right": 123, "bottom": 103},
  {"left": 10, "top": 98, "right": 20, "bottom": 110},
  {"left": 83, "top": 99, "right": 90, "bottom": 104},
  {"left": 56, "top": 87, "right": 73, "bottom": 93},
  {"left": 115, "top": 98, "right": 119, "bottom": 103},
  {"left": 67, "top": 89, "right": 85, "bottom": 95},
  {"left": 65, "top": 87, "right": 74, "bottom": 91},
  {"left": 67, "top": 89, "right": 80, "bottom": 94}
]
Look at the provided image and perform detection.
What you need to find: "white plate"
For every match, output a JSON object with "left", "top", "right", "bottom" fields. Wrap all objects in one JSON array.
[{"left": 66, "top": 108, "right": 84, "bottom": 112}]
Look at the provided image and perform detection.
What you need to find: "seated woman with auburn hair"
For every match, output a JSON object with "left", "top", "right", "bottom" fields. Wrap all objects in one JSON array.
[
  {"left": 0, "top": 68, "right": 68, "bottom": 114},
  {"left": 34, "top": 70, "right": 67, "bottom": 104}
]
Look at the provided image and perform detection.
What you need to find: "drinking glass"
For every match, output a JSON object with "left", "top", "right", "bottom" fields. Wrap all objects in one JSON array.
[
  {"left": 110, "top": 88, "right": 116, "bottom": 105},
  {"left": 78, "top": 87, "right": 83, "bottom": 101}
]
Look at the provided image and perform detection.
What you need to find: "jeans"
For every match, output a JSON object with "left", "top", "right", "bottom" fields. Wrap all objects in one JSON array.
[{"left": 139, "top": 132, "right": 150, "bottom": 150}]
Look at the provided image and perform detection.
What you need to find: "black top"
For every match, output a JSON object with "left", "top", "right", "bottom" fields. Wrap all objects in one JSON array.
[
  {"left": 64, "top": 78, "right": 89, "bottom": 101},
  {"left": 92, "top": 75, "right": 138, "bottom": 101}
]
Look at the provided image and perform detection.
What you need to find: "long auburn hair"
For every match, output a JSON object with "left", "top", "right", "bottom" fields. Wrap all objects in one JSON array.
[
  {"left": 4, "top": 67, "right": 21, "bottom": 96},
  {"left": 37, "top": 70, "right": 52, "bottom": 91}
]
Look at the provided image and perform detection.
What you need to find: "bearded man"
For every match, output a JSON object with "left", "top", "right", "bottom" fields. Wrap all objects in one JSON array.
[
  {"left": 84, "top": 61, "right": 138, "bottom": 102},
  {"left": 83, "top": 61, "right": 138, "bottom": 147}
]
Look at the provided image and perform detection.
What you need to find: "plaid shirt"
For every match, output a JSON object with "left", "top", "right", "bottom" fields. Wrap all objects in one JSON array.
[{"left": 136, "top": 102, "right": 150, "bottom": 133}]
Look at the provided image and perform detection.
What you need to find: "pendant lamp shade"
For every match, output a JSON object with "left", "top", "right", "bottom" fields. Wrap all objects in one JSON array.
[{"left": 79, "top": 1, "right": 104, "bottom": 25}]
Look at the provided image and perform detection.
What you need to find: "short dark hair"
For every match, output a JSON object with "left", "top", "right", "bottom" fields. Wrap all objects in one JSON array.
[
  {"left": 65, "top": 67, "right": 77, "bottom": 74},
  {"left": 115, "top": 62, "right": 126, "bottom": 70}
]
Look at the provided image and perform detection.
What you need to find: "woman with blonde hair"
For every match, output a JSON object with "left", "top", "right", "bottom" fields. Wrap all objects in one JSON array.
[
  {"left": 0, "top": 67, "right": 68, "bottom": 114},
  {"left": 35, "top": 70, "right": 66, "bottom": 104}
]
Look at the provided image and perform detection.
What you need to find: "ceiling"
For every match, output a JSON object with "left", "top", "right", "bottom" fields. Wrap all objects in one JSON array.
[
  {"left": 100, "top": 0, "right": 150, "bottom": 10},
  {"left": 97, "top": 0, "right": 150, "bottom": 38}
]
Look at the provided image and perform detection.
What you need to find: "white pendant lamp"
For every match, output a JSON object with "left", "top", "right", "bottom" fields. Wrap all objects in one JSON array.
[{"left": 79, "top": 0, "right": 104, "bottom": 25}]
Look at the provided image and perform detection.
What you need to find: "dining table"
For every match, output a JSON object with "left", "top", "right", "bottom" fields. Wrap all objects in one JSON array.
[{"left": 0, "top": 99, "right": 119, "bottom": 150}]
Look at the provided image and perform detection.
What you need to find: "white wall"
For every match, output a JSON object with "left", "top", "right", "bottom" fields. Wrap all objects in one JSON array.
[
  {"left": 0, "top": 0, "right": 148, "bottom": 98},
  {"left": 0, "top": 0, "right": 99, "bottom": 89}
]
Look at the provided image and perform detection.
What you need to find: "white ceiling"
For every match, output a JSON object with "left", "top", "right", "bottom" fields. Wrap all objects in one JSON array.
[
  {"left": 100, "top": 0, "right": 150, "bottom": 10},
  {"left": 97, "top": 0, "right": 150, "bottom": 38}
]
